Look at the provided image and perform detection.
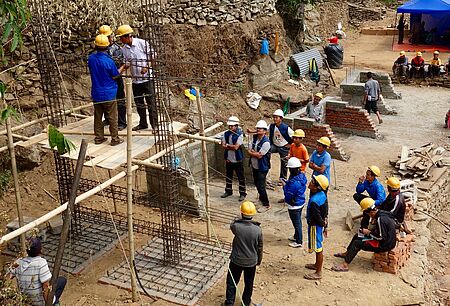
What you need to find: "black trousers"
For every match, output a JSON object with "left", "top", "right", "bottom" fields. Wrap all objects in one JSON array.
[
  {"left": 53, "top": 276, "right": 67, "bottom": 304},
  {"left": 429, "top": 65, "right": 440, "bottom": 77},
  {"left": 116, "top": 77, "right": 126, "bottom": 128},
  {"left": 353, "top": 193, "right": 370, "bottom": 228},
  {"left": 132, "top": 80, "right": 158, "bottom": 129},
  {"left": 344, "top": 234, "right": 384, "bottom": 264},
  {"left": 225, "top": 261, "right": 256, "bottom": 306},
  {"left": 410, "top": 67, "right": 425, "bottom": 79},
  {"left": 252, "top": 168, "right": 269, "bottom": 206},
  {"left": 225, "top": 161, "right": 246, "bottom": 196}
]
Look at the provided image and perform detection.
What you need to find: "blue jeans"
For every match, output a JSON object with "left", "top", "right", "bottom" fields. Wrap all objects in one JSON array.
[
  {"left": 289, "top": 208, "right": 303, "bottom": 244},
  {"left": 270, "top": 144, "right": 289, "bottom": 180}
]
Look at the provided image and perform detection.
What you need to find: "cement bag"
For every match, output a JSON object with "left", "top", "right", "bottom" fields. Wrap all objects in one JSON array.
[
  {"left": 325, "top": 44, "right": 344, "bottom": 69},
  {"left": 247, "top": 92, "right": 262, "bottom": 110}
]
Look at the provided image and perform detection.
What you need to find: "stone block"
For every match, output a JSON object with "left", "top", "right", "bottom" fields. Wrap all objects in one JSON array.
[{"left": 48, "top": 216, "right": 63, "bottom": 235}]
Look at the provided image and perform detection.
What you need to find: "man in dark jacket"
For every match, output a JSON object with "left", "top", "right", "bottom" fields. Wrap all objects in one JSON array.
[
  {"left": 304, "top": 174, "right": 329, "bottom": 280},
  {"left": 224, "top": 201, "right": 263, "bottom": 306},
  {"left": 392, "top": 51, "right": 409, "bottom": 77},
  {"left": 379, "top": 177, "right": 406, "bottom": 225},
  {"left": 332, "top": 198, "right": 397, "bottom": 272}
]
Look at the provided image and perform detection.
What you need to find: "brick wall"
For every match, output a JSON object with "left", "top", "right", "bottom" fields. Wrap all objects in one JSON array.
[
  {"left": 325, "top": 100, "right": 380, "bottom": 139},
  {"left": 284, "top": 117, "right": 349, "bottom": 161}
]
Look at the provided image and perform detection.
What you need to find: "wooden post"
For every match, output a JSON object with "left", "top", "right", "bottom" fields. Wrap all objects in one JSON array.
[
  {"left": 108, "top": 169, "right": 118, "bottom": 213},
  {"left": 5, "top": 116, "right": 26, "bottom": 254},
  {"left": 275, "top": 32, "right": 279, "bottom": 55},
  {"left": 46, "top": 139, "right": 88, "bottom": 306},
  {"left": 195, "top": 88, "right": 211, "bottom": 239},
  {"left": 125, "top": 77, "right": 138, "bottom": 301}
]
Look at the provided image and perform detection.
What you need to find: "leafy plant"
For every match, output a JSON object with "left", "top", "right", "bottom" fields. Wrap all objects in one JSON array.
[
  {"left": 47, "top": 124, "right": 76, "bottom": 155},
  {"left": 0, "top": 105, "right": 20, "bottom": 124},
  {"left": 0, "top": 0, "right": 30, "bottom": 60}
]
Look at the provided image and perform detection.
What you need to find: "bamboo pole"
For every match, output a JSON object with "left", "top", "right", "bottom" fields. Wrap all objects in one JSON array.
[
  {"left": 0, "top": 141, "right": 23, "bottom": 154},
  {"left": 125, "top": 78, "right": 138, "bottom": 302},
  {"left": 195, "top": 88, "right": 211, "bottom": 239},
  {"left": 46, "top": 139, "right": 87, "bottom": 306},
  {"left": 0, "top": 103, "right": 92, "bottom": 136},
  {"left": 11, "top": 133, "right": 30, "bottom": 140},
  {"left": 0, "top": 164, "right": 139, "bottom": 245},
  {"left": 108, "top": 169, "right": 118, "bottom": 213},
  {"left": 6, "top": 116, "right": 26, "bottom": 253}
]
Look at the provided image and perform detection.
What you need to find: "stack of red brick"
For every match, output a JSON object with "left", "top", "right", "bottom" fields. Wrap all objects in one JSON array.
[
  {"left": 403, "top": 197, "right": 414, "bottom": 221},
  {"left": 373, "top": 234, "right": 414, "bottom": 274}
]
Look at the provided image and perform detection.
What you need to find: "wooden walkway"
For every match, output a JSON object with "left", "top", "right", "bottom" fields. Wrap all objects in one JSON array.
[{"left": 18, "top": 114, "right": 187, "bottom": 170}]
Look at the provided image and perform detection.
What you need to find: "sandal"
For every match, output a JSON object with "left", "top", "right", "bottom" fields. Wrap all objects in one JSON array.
[
  {"left": 304, "top": 273, "right": 322, "bottom": 280},
  {"left": 333, "top": 252, "right": 346, "bottom": 258},
  {"left": 304, "top": 263, "right": 316, "bottom": 270},
  {"left": 332, "top": 264, "right": 349, "bottom": 272}
]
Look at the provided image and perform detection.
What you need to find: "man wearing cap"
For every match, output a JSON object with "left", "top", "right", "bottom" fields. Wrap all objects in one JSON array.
[
  {"left": 332, "top": 198, "right": 397, "bottom": 272},
  {"left": 248, "top": 120, "right": 271, "bottom": 209},
  {"left": 353, "top": 165, "right": 386, "bottom": 228},
  {"left": 287, "top": 129, "right": 309, "bottom": 172},
  {"left": 304, "top": 174, "right": 329, "bottom": 280},
  {"left": 392, "top": 51, "right": 409, "bottom": 77},
  {"left": 116, "top": 24, "right": 158, "bottom": 131},
  {"left": 364, "top": 72, "right": 383, "bottom": 124},
  {"left": 309, "top": 137, "right": 332, "bottom": 185},
  {"left": 269, "top": 109, "right": 294, "bottom": 182},
  {"left": 224, "top": 201, "right": 263, "bottom": 306},
  {"left": 88, "top": 34, "right": 124, "bottom": 146},
  {"left": 379, "top": 177, "right": 406, "bottom": 225},
  {"left": 305, "top": 93, "right": 324, "bottom": 122},
  {"left": 429, "top": 51, "right": 442, "bottom": 78},
  {"left": 98, "top": 25, "right": 127, "bottom": 130},
  {"left": 9, "top": 237, "right": 67, "bottom": 306},
  {"left": 410, "top": 52, "right": 425, "bottom": 79},
  {"left": 221, "top": 116, "right": 246, "bottom": 201}
]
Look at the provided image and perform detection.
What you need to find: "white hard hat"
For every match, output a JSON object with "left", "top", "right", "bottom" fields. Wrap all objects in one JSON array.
[
  {"left": 255, "top": 120, "right": 268, "bottom": 129},
  {"left": 287, "top": 157, "right": 301, "bottom": 168},
  {"left": 273, "top": 109, "right": 284, "bottom": 118},
  {"left": 227, "top": 116, "right": 240, "bottom": 126}
]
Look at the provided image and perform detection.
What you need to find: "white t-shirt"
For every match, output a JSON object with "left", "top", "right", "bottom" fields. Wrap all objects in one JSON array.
[
  {"left": 121, "top": 37, "right": 154, "bottom": 84},
  {"left": 251, "top": 138, "right": 270, "bottom": 169},
  {"left": 222, "top": 133, "right": 244, "bottom": 163},
  {"left": 272, "top": 125, "right": 294, "bottom": 147}
]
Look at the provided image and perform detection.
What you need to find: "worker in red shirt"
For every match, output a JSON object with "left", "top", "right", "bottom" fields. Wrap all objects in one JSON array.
[{"left": 409, "top": 51, "right": 425, "bottom": 79}]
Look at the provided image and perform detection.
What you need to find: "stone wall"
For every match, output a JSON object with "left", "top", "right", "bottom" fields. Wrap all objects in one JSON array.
[
  {"left": 359, "top": 71, "right": 402, "bottom": 100},
  {"left": 325, "top": 100, "right": 380, "bottom": 139},
  {"left": 162, "top": 0, "right": 277, "bottom": 26}
]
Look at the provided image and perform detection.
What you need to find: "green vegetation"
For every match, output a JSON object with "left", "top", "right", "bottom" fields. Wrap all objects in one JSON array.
[
  {"left": 48, "top": 124, "right": 76, "bottom": 155},
  {"left": 0, "top": 170, "right": 11, "bottom": 196},
  {"left": 0, "top": 0, "right": 30, "bottom": 61}
]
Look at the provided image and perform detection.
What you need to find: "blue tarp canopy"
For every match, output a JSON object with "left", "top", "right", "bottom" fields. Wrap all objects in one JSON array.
[{"left": 397, "top": 0, "right": 450, "bottom": 14}]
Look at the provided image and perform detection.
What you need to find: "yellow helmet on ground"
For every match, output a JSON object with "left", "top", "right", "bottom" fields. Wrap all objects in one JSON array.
[
  {"left": 317, "top": 136, "right": 331, "bottom": 147},
  {"left": 313, "top": 175, "right": 329, "bottom": 191},
  {"left": 360, "top": 197, "right": 375, "bottom": 211},
  {"left": 94, "top": 34, "right": 109, "bottom": 47},
  {"left": 292, "top": 129, "right": 305, "bottom": 138},
  {"left": 368, "top": 165, "right": 381, "bottom": 177},
  {"left": 116, "top": 24, "right": 134, "bottom": 37},
  {"left": 99, "top": 25, "right": 113, "bottom": 36},
  {"left": 240, "top": 201, "right": 257, "bottom": 217},
  {"left": 385, "top": 177, "right": 401, "bottom": 189}
]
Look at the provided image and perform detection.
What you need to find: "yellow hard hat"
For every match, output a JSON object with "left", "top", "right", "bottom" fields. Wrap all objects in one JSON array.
[
  {"left": 385, "top": 177, "right": 401, "bottom": 189},
  {"left": 94, "top": 34, "right": 109, "bottom": 47},
  {"left": 368, "top": 165, "right": 381, "bottom": 177},
  {"left": 399, "top": 51, "right": 406, "bottom": 56},
  {"left": 99, "top": 25, "right": 113, "bottom": 36},
  {"left": 416, "top": 51, "right": 422, "bottom": 57},
  {"left": 313, "top": 175, "right": 329, "bottom": 191},
  {"left": 314, "top": 92, "right": 324, "bottom": 99},
  {"left": 116, "top": 24, "right": 134, "bottom": 37},
  {"left": 292, "top": 129, "right": 305, "bottom": 138},
  {"left": 240, "top": 201, "right": 257, "bottom": 217},
  {"left": 317, "top": 136, "right": 331, "bottom": 147},
  {"left": 433, "top": 50, "right": 440, "bottom": 55},
  {"left": 360, "top": 197, "right": 375, "bottom": 211}
]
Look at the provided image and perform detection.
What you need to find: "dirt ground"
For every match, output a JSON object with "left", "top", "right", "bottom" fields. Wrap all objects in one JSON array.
[{"left": 1, "top": 18, "right": 450, "bottom": 306}]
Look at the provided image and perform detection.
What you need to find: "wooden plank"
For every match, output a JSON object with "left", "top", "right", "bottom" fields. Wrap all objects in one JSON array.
[
  {"left": 16, "top": 134, "right": 48, "bottom": 148},
  {"left": 399, "top": 145, "right": 409, "bottom": 170}
]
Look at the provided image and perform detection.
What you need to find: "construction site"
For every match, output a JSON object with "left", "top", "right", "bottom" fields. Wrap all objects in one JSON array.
[{"left": 0, "top": 0, "right": 449, "bottom": 305}]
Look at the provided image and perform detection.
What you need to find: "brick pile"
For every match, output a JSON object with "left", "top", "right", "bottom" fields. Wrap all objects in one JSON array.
[
  {"left": 284, "top": 117, "right": 349, "bottom": 161},
  {"left": 373, "top": 234, "right": 414, "bottom": 274},
  {"left": 404, "top": 197, "right": 414, "bottom": 222},
  {"left": 325, "top": 100, "right": 380, "bottom": 139}
]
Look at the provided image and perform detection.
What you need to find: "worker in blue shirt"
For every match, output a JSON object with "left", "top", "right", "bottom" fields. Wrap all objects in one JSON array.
[
  {"left": 88, "top": 34, "right": 125, "bottom": 146},
  {"left": 353, "top": 165, "right": 386, "bottom": 228},
  {"left": 309, "top": 137, "right": 332, "bottom": 184}
]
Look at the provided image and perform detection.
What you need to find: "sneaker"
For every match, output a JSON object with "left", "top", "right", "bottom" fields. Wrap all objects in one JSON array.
[
  {"left": 132, "top": 125, "right": 148, "bottom": 131},
  {"left": 257, "top": 205, "right": 271, "bottom": 213},
  {"left": 289, "top": 242, "right": 303, "bottom": 248},
  {"left": 110, "top": 138, "right": 124, "bottom": 146},
  {"left": 288, "top": 236, "right": 296, "bottom": 242},
  {"left": 238, "top": 194, "right": 246, "bottom": 201},
  {"left": 94, "top": 138, "right": 108, "bottom": 145},
  {"left": 221, "top": 192, "right": 232, "bottom": 198}
]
